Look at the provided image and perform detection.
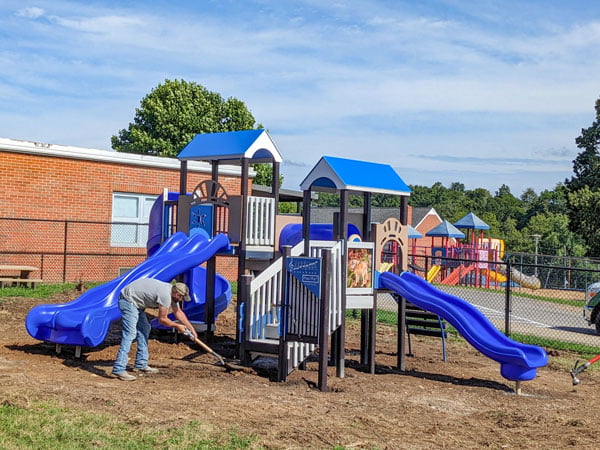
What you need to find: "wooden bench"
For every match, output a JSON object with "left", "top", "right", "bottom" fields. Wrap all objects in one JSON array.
[
  {"left": 0, "top": 277, "right": 44, "bottom": 288},
  {"left": 0, "top": 265, "right": 42, "bottom": 288}
]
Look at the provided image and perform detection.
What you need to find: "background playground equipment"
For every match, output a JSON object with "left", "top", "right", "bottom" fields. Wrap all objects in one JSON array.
[{"left": 414, "top": 212, "right": 541, "bottom": 290}]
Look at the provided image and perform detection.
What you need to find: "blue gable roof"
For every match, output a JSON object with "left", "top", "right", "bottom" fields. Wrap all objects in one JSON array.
[
  {"left": 426, "top": 220, "right": 465, "bottom": 238},
  {"left": 300, "top": 156, "right": 411, "bottom": 196},
  {"left": 453, "top": 212, "right": 490, "bottom": 230},
  {"left": 177, "top": 129, "right": 283, "bottom": 163}
]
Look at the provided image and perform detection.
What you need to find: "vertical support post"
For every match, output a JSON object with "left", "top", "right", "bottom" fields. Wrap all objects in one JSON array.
[
  {"left": 368, "top": 291, "right": 377, "bottom": 374},
  {"left": 176, "top": 160, "right": 189, "bottom": 234},
  {"left": 335, "top": 190, "right": 349, "bottom": 378},
  {"left": 398, "top": 295, "right": 406, "bottom": 370},
  {"left": 505, "top": 259, "right": 512, "bottom": 336},
  {"left": 318, "top": 249, "right": 331, "bottom": 391},
  {"left": 277, "top": 246, "right": 292, "bottom": 382},
  {"left": 239, "top": 274, "right": 252, "bottom": 362},
  {"left": 179, "top": 160, "right": 188, "bottom": 196},
  {"left": 236, "top": 158, "right": 250, "bottom": 352},
  {"left": 204, "top": 161, "right": 220, "bottom": 338},
  {"left": 398, "top": 195, "right": 409, "bottom": 370},
  {"left": 360, "top": 192, "right": 372, "bottom": 366},
  {"left": 302, "top": 189, "right": 312, "bottom": 257},
  {"left": 272, "top": 161, "right": 280, "bottom": 214}
]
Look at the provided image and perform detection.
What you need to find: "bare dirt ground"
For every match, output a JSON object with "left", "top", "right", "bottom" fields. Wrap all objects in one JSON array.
[{"left": 1, "top": 290, "right": 599, "bottom": 449}]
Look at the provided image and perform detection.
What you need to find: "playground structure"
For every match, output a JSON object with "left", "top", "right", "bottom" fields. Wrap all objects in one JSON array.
[
  {"left": 410, "top": 213, "right": 541, "bottom": 290},
  {"left": 25, "top": 129, "right": 547, "bottom": 390}
]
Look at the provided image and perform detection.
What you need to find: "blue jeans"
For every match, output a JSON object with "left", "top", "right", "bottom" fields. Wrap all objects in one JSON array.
[{"left": 112, "top": 297, "right": 151, "bottom": 374}]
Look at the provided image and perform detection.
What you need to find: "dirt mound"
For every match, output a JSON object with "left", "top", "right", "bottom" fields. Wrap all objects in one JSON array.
[{"left": 1, "top": 291, "right": 599, "bottom": 448}]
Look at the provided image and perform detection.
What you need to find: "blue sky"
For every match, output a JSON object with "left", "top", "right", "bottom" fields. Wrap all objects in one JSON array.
[{"left": 1, "top": 1, "right": 599, "bottom": 196}]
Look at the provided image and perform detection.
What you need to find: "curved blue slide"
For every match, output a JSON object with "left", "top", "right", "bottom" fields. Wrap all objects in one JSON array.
[
  {"left": 25, "top": 232, "right": 231, "bottom": 347},
  {"left": 379, "top": 271, "right": 548, "bottom": 381}
]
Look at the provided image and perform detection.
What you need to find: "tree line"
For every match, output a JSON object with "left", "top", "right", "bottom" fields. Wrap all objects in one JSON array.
[{"left": 111, "top": 79, "right": 600, "bottom": 259}]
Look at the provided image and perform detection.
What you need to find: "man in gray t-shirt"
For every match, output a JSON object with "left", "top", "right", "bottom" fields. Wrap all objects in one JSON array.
[{"left": 111, "top": 278, "right": 198, "bottom": 381}]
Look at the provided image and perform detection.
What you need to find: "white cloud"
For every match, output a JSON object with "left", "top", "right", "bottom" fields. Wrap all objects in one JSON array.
[{"left": 15, "top": 7, "right": 44, "bottom": 19}]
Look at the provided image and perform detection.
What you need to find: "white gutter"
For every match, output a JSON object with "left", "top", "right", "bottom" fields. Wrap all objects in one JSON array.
[{"left": 0, "top": 137, "right": 248, "bottom": 177}]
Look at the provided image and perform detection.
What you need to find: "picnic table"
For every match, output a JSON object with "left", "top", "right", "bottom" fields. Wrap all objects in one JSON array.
[{"left": 0, "top": 264, "right": 43, "bottom": 288}]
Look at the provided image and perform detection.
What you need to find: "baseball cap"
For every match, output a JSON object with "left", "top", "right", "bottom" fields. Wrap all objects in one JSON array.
[{"left": 173, "top": 282, "right": 191, "bottom": 302}]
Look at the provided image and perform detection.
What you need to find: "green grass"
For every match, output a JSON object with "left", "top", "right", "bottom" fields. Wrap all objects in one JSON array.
[
  {"left": 0, "top": 282, "right": 81, "bottom": 299},
  {"left": 0, "top": 401, "right": 257, "bottom": 449}
]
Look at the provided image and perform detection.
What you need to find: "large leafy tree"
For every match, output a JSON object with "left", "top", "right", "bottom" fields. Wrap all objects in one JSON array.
[
  {"left": 566, "top": 98, "right": 600, "bottom": 191},
  {"left": 566, "top": 97, "right": 600, "bottom": 256},
  {"left": 112, "top": 79, "right": 259, "bottom": 156}
]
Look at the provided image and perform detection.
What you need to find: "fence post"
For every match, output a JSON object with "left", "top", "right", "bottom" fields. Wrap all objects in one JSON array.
[
  {"left": 505, "top": 259, "right": 512, "bottom": 336},
  {"left": 63, "top": 220, "right": 68, "bottom": 283}
]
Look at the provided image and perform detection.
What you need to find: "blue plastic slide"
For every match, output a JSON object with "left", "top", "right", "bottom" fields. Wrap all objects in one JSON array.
[
  {"left": 379, "top": 271, "right": 548, "bottom": 381},
  {"left": 25, "top": 232, "right": 231, "bottom": 347}
]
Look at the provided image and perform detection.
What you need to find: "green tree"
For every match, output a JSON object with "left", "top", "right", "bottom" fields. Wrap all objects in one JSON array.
[
  {"left": 565, "top": 97, "right": 600, "bottom": 256},
  {"left": 111, "top": 79, "right": 259, "bottom": 156},
  {"left": 567, "top": 186, "right": 600, "bottom": 255},
  {"left": 252, "top": 163, "right": 283, "bottom": 187},
  {"left": 522, "top": 212, "right": 587, "bottom": 257},
  {"left": 566, "top": 98, "right": 600, "bottom": 192}
]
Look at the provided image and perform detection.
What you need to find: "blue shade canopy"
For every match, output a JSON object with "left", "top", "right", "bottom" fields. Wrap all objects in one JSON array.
[
  {"left": 177, "top": 129, "right": 283, "bottom": 163},
  {"left": 426, "top": 220, "right": 465, "bottom": 238},
  {"left": 453, "top": 212, "right": 490, "bottom": 230},
  {"left": 300, "top": 156, "right": 411, "bottom": 196},
  {"left": 408, "top": 225, "right": 423, "bottom": 239}
]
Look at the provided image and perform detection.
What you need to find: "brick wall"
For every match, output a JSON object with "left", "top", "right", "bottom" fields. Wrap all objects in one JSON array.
[{"left": 0, "top": 146, "right": 247, "bottom": 282}]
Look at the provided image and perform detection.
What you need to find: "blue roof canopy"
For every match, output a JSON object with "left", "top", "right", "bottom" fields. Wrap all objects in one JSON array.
[
  {"left": 426, "top": 220, "right": 465, "bottom": 238},
  {"left": 453, "top": 212, "right": 490, "bottom": 230},
  {"left": 408, "top": 225, "right": 423, "bottom": 239},
  {"left": 300, "top": 156, "right": 411, "bottom": 196},
  {"left": 177, "top": 129, "right": 283, "bottom": 163}
]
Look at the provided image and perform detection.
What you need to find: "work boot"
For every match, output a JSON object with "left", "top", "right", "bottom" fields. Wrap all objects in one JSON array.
[
  {"left": 113, "top": 371, "right": 136, "bottom": 381},
  {"left": 133, "top": 366, "right": 159, "bottom": 374}
]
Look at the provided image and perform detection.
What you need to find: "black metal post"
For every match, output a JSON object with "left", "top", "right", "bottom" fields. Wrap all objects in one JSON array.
[
  {"left": 272, "top": 161, "right": 280, "bottom": 214},
  {"left": 63, "top": 220, "right": 68, "bottom": 283},
  {"left": 239, "top": 274, "right": 252, "bottom": 362},
  {"left": 318, "top": 249, "right": 331, "bottom": 391},
  {"left": 236, "top": 158, "right": 249, "bottom": 352},
  {"left": 302, "top": 189, "right": 312, "bottom": 257}
]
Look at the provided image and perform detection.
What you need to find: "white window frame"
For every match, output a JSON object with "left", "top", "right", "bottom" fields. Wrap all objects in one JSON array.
[{"left": 111, "top": 193, "right": 158, "bottom": 247}]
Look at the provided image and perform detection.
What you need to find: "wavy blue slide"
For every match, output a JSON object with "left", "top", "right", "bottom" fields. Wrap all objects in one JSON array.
[
  {"left": 25, "top": 232, "right": 231, "bottom": 347},
  {"left": 379, "top": 271, "right": 548, "bottom": 381}
]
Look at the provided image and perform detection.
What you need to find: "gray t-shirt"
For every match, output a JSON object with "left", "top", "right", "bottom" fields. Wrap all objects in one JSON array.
[{"left": 120, "top": 278, "right": 174, "bottom": 310}]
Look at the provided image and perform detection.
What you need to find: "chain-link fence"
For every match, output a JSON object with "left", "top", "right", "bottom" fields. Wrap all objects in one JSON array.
[
  {"left": 376, "top": 254, "right": 600, "bottom": 352},
  {"left": 0, "top": 217, "right": 148, "bottom": 283}
]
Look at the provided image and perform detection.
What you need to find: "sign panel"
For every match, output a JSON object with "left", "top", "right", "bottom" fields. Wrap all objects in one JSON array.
[{"left": 286, "top": 257, "right": 321, "bottom": 298}]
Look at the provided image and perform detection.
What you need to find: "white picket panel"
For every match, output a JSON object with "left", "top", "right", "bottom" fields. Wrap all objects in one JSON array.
[{"left": 245, "top": 196, "right": 275, "bottom": 246}]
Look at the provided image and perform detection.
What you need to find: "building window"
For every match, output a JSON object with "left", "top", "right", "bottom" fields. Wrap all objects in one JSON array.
[{"left": 111, "top": 193, "right": 157, "bottom": 247}]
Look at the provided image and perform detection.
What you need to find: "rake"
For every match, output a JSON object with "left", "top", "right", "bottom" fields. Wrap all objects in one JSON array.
[
  {"left": 183, "top": 328, "right": 246, "bottom": 372},
  {"left": 570, "top": 353, "right": 600, "bottom": 385}
]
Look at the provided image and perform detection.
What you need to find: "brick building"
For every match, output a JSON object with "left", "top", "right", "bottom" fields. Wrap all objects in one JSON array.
[{"left": 0, "top": 137, "right": 247, "bottom": 283}]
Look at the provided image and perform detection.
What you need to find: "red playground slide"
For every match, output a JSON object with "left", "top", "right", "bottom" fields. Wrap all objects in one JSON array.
[{"left": 440, "top": 264, "right": 475, "bottom": 285}]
